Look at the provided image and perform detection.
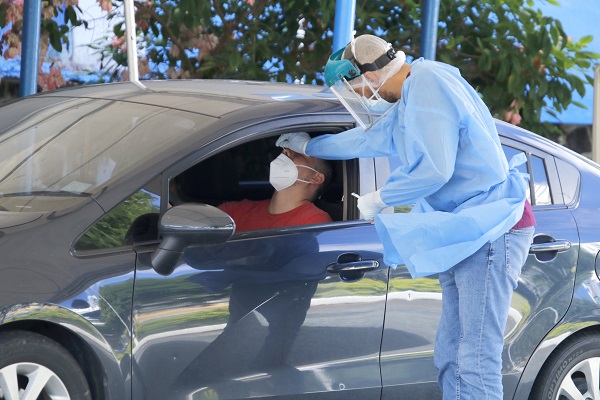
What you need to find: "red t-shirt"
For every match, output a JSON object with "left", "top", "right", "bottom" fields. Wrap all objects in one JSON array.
[
  {"left": 218, "top": 199, "right": 332, "bottom": 232},
  {"left": 512, "top": 198, "right": 536, "bottom": 229}
]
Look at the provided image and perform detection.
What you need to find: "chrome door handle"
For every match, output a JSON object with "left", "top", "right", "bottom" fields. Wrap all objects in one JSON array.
[
  {"left": 529, "top": 240, "right": 571, "bottom": 254},
  {"left": 327, "top": 260, "right": 379, "bottom": 274}
]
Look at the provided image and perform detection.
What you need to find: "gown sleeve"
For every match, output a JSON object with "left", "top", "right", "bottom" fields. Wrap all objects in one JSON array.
[{"left": 305, "top": 110, "right": 398, "bottom": 160}]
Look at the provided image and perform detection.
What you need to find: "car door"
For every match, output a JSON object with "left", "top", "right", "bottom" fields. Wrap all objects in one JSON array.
[
  {"left": 378, "top": 135, "right": 579, "bottom": 399},
  {"left": 130, "top": 132, "right": 388, "bottom": 400}
]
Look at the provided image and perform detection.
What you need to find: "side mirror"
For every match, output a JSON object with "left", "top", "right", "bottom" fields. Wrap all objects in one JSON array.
[{"left": 151, "top": 204, "right": 235, "bottom": 275}]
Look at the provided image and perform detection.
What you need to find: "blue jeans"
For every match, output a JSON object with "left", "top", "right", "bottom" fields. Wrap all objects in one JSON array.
[{"left": 434, "top": 227, "right": 534, "bottom": 400}]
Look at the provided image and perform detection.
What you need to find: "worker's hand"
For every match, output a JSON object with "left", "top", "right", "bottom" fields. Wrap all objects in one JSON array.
[
  {"left": 357, "top": 190, "right": 387, "bottom": 220},
  {"left": 276, "top": 132, "right": 310, "bottom": 155}
]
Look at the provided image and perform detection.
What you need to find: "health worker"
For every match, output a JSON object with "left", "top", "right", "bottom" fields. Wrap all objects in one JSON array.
[{"left": 276, "top": 34, "right": 536, "bottom": 400}]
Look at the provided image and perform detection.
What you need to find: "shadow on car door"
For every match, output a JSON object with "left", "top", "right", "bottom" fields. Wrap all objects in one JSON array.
[{"left": 131, "top": 222, "right": 388, "bottom": 400}]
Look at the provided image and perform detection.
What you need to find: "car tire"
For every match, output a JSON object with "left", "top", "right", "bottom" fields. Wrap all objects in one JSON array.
[
  {"left": 530, "top": 331, "right": 600, "bottom": 400},
  {"left": 0, "top": 330, "right": 92, "bottom": 400}
]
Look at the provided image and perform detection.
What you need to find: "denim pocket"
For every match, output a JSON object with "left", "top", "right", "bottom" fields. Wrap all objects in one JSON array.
[{"left": 505, "top": 227, "right": 535, "bottom": 286}]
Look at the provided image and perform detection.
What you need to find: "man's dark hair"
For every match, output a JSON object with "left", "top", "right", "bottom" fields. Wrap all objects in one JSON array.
[{"left": 313, "top": 158, "right": 333, "bottom": 200}]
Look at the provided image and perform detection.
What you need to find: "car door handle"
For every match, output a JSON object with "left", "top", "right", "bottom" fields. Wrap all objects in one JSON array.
[
  {"left": 327, "top": 260, "right": 380, "bottom": 274},
  {"left": 529, "top": 240, "right": 571, "bottom": 254}
]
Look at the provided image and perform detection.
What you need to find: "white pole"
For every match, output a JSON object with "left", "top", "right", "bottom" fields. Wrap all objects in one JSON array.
[
  {"left": 593, "top": 64, "right": 600, "bottom": 163},
  {"left": 124, "top": 0, "right": 144, "bottom": 87}
]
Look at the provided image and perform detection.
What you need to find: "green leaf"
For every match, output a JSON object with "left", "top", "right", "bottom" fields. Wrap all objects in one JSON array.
[
  {"left": 49, "top": 31, "right": 63, "bottom": 52},
  {"left": 577, "top": 35, "right": 593, "bottom": 47},
  {"left": 64, "top": 6, "right": 77, "bottom": 25},
  {"left": 508, "top": 73, "right": 521, "bottom": 95},
  {"left": 151, "top": 23, "right": 159, "bottom": 37},
  {"left": 0, "top": 6, "right": 6, "bottom": 27},
  {"left": 571, "top": 78, "right": 586, "bottom": 97},
  {"left": 538, "top": 78, "right": 548, "bottom": 95},
  {"left": 497, "top": 56, "right": 509, "bottom": 80},
  {"left": 478, "top": 50, "right": 491, "bottom": 71}
]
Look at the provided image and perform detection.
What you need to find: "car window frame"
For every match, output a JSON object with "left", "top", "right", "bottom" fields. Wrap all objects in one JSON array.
[{"left": 500, "top": 136, "right": 567, "bottom": 210}]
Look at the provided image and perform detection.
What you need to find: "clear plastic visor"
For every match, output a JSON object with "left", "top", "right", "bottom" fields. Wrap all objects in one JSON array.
[{"left": 330, "top": 76, "right": 391, "bottom": 130}]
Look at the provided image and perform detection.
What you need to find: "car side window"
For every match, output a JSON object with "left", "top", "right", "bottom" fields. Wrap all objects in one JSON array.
[
  {"left": 501, "top": 145, "right": 532, "bottom": 204},
  {"left": 502, "top": 144, "right": 554, "bottom": 206},
  {"left": 555, "top": 157, "right": 580, "bottom": 205},
  {"left": 74, "top": 185, "right": 161, "bottom": 251},
  {"left": 170, "top": 136, "right": 348, "bottom": 229},
  {"left": 530, "top": 155, "right": 552, "bottom": 205}
]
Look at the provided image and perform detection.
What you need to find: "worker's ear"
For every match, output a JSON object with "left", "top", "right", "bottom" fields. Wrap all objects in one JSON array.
[{"left": 363, "top": 71, "right": 381, "bottom": 87}]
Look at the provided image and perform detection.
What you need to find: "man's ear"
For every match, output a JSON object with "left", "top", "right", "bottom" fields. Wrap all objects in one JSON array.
[{"left": 311, "top": 171, "right": 325, "bottom": 185}]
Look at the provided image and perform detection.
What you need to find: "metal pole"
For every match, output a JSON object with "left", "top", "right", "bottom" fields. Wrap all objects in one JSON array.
[
  {"left": 332, "top": 0, "right": 356, "bottom": 52},
  {"left": 592, "top": 64, "right": 600, "bottom": 163},
  {"left": 19, "top": 0, "right": 42, "bottom": 97},
  {"left": 420, "top": 0, "right": 440, "bottom": 60},
  {"left": 123, "top": 0, "right": 143, "bottom": 86}
]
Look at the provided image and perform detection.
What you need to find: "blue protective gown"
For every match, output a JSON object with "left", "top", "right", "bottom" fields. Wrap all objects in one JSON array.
[{"left": 306, "top": 58, "right": 528, "bottom": 278}]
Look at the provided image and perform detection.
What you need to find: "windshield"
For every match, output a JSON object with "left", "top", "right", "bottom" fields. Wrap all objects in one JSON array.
[{"left": 0, "top": 96, "right": 215, "bottom": 212}]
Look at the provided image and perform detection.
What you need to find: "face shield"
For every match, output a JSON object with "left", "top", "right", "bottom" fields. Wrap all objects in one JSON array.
[
  {"left": 329, "top": 74, "right": 395, "bottom": 130},
  {"left": 324, "top": 37, "right": 405, "bottom": 130}
]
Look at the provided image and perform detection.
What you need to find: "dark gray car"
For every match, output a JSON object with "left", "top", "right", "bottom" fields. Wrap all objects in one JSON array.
[{"left": 0, "top": 80, "right": 598, "bottom": 400}]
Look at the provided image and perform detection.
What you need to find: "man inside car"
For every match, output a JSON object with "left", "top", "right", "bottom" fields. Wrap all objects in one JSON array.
[{"left": 217, "top": 143, "right": 333, "bottom": 231}]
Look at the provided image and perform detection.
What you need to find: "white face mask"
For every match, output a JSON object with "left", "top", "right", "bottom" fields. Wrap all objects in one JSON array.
[{"left": 269, "top": 153, "right": 318, "bottom": 191}]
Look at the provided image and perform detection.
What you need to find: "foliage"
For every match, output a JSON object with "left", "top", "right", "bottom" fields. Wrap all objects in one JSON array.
[
  {"left": 92, "top": 0, "right": 599, "bottom": 138},
  {"left": 348, "top": 0, "right": 598, "bottom": 137},
  {"left": 2, "top": 0, "right": 598, "bottom": 137},
  {"left": 95, "top": 0, "right": 337, "bottom": 82},
  {"left": 433, "top": 0, "right": 599, "bottom": 137},
  {"left": 0, "top": 0, "right": 87, "bottom": 91}
]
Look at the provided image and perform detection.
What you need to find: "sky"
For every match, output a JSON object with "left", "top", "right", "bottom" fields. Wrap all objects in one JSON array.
[{"left": 534, "top": 0, "right": 600, "bottom": 124}]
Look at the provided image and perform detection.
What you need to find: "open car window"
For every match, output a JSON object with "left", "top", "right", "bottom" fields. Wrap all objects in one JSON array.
[{"left": 169, "top": 135, "right": 354, "bottom": 232}]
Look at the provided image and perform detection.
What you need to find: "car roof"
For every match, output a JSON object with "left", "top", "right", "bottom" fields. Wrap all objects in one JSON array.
[
  {"left": 28, "top": 79, "right": 600, "bottom": 172},
  {"left": 39, "top": 80, "right": 339, "bottom": 118}
]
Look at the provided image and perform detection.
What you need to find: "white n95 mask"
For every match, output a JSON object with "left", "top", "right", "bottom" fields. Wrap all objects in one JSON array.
[{"left": 269, "top": 153, "right": 318, "bottom": 191}]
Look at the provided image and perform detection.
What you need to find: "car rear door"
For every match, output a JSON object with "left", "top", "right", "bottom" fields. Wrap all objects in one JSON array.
[
  {"left": 377, "top": 135, "right": 579, "bottom": 399},
  {"left": 130, "top": 134, "right": 388, "bottom": 400}
]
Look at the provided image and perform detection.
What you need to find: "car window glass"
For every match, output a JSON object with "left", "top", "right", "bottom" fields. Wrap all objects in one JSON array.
[
  {"left": 74, "top": 186, "right": 160, "bottom": 251},
  {"left": 502, "top": 145, "right": 532, "bottom": 204},
  {"left": 170, "top": 136, "right": 346, "bottom": 230},
  {"left": 555, "top": 157, "right": 580, "bottom": 205},
  {"left": 531, "top": 155, "right": 552, "bottom": 205},
  {"left": 0, "top": 97, "right": 213, "bottom": 212}
]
